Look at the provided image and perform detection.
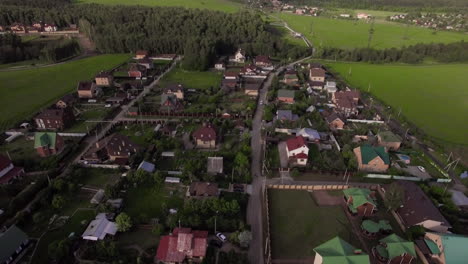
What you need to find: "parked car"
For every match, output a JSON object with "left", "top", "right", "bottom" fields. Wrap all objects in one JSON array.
[
  {"left": 417, "top": 166, "right": 426, "bottom": 172},
  {"left": 209, "top": 239, "right": 223, "bottom": 248},
  {"left": 216, "top": 232, "right": 227, "bottom": 242},
  {"left": 259, "top": 100, "right": 263, "bottom": 105}
]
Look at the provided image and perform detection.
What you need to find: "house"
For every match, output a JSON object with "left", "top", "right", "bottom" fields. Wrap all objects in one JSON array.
[
  {"left": 0, "top": 155, "right": 24, "bottom": 185},
  {"left": 296, "top": 128, "right": 320, "bottom": 142},
  {"left": 34, "top": 132, "right": 64, "bottom": 157},
  {"left": 192, "top": 124, "right": 217, "bottom": 149},
  {"left": 353, "top": 145, "right": 390, "bottom": 172},
  {"left": 240, "top": 64, "right": 261, "bottom": 76},
  {"left": 254, "top": 55, "right": 273, "bottom": 68},
  {"left": 137, "top": 58, "right": 154, "bottom": 69},
  {"left": 377, "top": 131, "right": 402, "bottom": 151},
  {"left": 207, "top": 157, "right": 223, "bottom": 175},
  {"left": 189, "top": 182, "right": 219, "bottom": 197},
  {"left": 340, "top": 14, "right": 351, "bottom": 18},
  {"left": 310, "top": 67, "right": 326, "bottom": 82},
  {"left": 26, "top": 26, "right": 39, "bottom": 33},
  {"left": 128, "top": 63, "right": 147, "bottom": 78},
  {"left": 152, "top": 54, "right": 176, "bottom": 61},
  {"left": 394, "top": 181, "right": 451, "bottom": 233},
  {"left": 0, "top": 225, "right": 29, "bottom": 264},
  {"left": 361, "top": 219, "right": 392, "bottom": 237},
  {"left": 43, "top": 23, "right": 57, "bottom": 32},
  {"left": 77, "top": 81, "right": 99, "bottom": 99},
  {"left": 34, "top": 107, "right": 75, "bottom": 130},
  {"left": 313, "top": 236, "right": 370, "bottom": 264},
  {"left": 221, "top": 79, "right": 239, "bottom": 93},
  {"left": 286, "top": 136, "right": 309, "bottom": 166},
  {"left": 163, "top": 83, "right": 184, "bottom": 100},
  {"left": 106, "top": 92, "right": 129, "bottom": 105},
  {"left": 332, "top": 90, "right": 360, "bottom": 117},
  {"left": 135, "top": 50, "right": 148, "bottom": 59},
  {"left": 374, "top": 234, "right": 416, "bottom": 264},
  {"left": 224, "top": 71, "right": 239, "bottom": 80},
  {"left": 56, "top": 94, "right": 76, "bottom": 109},
  {"left": 160, "top": 94, "right": 183, "bottom": 113},
  {"left": 418, "top": 232, "right": 468, "bottom": 264},
  {"left": 10, "top": 23, "right": 25, "bottom": 32},
  {"left": 155, "top": 227, "right": 208, "bottom": 263},
  {"left": 95, "top": 72, "right": 113, "bottom": 87},
  {"left": 324, "top": 111, "right": 346, "bottom": 130},
  {"left": 275, "top": 110, "right": 298, "bottom": 122},
  {"left": 343, "top": 188, "right": 377, "bottom": 216},
  {"left": 277, "top": 89, "right": 295, "bottom": 104},
  {"left": 325, "top": 81, "right": 337, "bottom": 93},
  {"left": 83, "top": 134, "right": 141, "bottom": 164},
  {"left": 309, "top": 81, "right": 325, "bottom": 90},
  {"left": 138, "top": 161, "right": 155, "bottom": 173},
  {"left": 282, "top": 69, "right": 299, "bottom": 86},
  {"left": 357, "top": 13, "right": 371, "bottom": 19},
  {"left": 229, "top": 48, "right": 246, "bottom": 63},
  {"left": 244, "top": 81, "right": 262, "bottom": 97},
  {"left": 214, "top": 58, "right": 226, "bottom": 70},
  {"left": 82, "top": 213, "right": 118, "bottom": 241}
]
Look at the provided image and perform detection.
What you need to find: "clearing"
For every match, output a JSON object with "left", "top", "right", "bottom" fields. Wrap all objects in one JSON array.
[{"left": 326, "top": 62, "right": 468, "bottom": 145}]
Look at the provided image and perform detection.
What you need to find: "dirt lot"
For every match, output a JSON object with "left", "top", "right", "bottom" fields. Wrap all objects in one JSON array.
[{"left": 312, "top": 190, "right": 343, "bottom": 206}]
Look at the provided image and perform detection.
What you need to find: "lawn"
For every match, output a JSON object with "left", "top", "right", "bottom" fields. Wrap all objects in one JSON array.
[
  {"left": 160, "top": 67, "right": 222, "bottom": 90},
  {"left": 0, "top": 137, "right": 40, "bottom": 162},
  {"left": 278, "top": 13, "right": 466, "bottom": 49},
  {"left": 0, "top": 54, "right": 130, "bottom": 129},
  {"left": 325, "top": 62, "right": 468, "bottom": 144},
  {"left": 268, "top": 189, "right": 357, "bottom": 259},
  {"left": 76, "top": 0, "right": 241, "bottom": 13},
  {"left": 77, "top": 168, "right": 121, "bottom": 188}
]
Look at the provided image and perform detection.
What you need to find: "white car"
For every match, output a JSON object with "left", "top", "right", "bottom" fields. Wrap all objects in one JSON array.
[
  {"left": 216, "top": 232, "right": 227, "bottom": 242},
  {"left": 417, "top": 166, "right": 426, "bottom": 173},
  {"left": 259, "top": 100, "right": 264, "bottom": 105}
]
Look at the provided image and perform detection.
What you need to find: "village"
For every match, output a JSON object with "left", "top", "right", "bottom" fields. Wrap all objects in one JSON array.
[{"left": 0, "top": 46, "right": 467, "bottom": 264}]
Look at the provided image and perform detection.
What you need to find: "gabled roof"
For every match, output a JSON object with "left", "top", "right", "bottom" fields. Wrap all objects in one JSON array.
[
  {"left": 138, "top": 161, "right": 155, "bottom": 173},
  {"left": 361, "top": 220, "right": 392, "bottom": 233},
  {"left": 359, "top": 145, "right": 390, "bottom": 165},
  {"left": 34, "top": 132, "right": 57, "bottom": 148},
  {"left": 278, "top": 89, "right": 295, "bottom": 99},
  {"left": 255, "top": 55, "right": 271, "bottom": 64},
  {"left": 276, "top": 110, "right": 298, "bottom": 121},
  {"left": 77, "top": 81, "right": 94, "bottom": 91},
  {"left": 325, "top": 111, "right": 345, "bottom": 123},
  {"left": 310, "top": 67, "right": 326, "bottom": 78},
  {"left": 0, "top": 225, "right": 28, "bottom": 263},
  {"left": 286, "top": 136, "right": 307, "bottom": 152},
  {"left": 428, "top": 232, "right": 468, "bottom": 263},
  {"left": 156, "top": 228, "right": 208, "bottom": 263},
  {"left": 343, "top": 188, "right": 376, "bottom": 212},
  {"left": 82, "top": 213, "right": 117, "bottom": 240},
  {"left": 189, "top": 182, "right": 219, "bottom": 197},
  {"left": 192, "top": 124, "right": 216, "bottom": 141},
  {"left": 296, "top": 128, "right": 320, "bottom": 140},
  {"left": 378, "top": 131, "right": 402, "bottom": 143},
  {"left": 378, "top": 234, "right": 416, "bottom": 259},
  {"left": 207, "top": 157, "right": 223, "bottom": 174},
  {"left": 313, "top": 236, "right": 370, "bottom": 264}
]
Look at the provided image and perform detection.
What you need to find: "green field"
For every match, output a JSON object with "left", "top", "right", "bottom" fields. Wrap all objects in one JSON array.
[
  {"left": 326, "top": 62, "right": 468, "bottom": 144},
  {"left": 76, "top": 0, "right": 241, "bottom": 13},
  {"left": 160, "top": 67, "right": 222, "bottom": 90},
  {"left": 278, "top": 13, "right": 467, "bottom": 49},
  {"left": 0, "top": 54, "right": 130, "bottom": 128}
]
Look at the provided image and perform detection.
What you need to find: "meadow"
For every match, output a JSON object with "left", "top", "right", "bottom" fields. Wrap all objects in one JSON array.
[
  {"left": 326, "top": 62, "right": 468, "bottom": 144},
  {"left": 159, "top": 67, "right": 222, "bottom": 90},
  {"left": 278, "top": 13, "right": 466, "bottom": 49},
  {"left": 76, "top": 0, "right": 241, "bottom": 13},
  {"left": 0, "top": 54, "right": 130, "bottom": 129}
]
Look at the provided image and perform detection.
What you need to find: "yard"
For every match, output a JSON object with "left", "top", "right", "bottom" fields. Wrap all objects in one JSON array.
[
  {"left": 0, "top": 137, "right": 40, "bottom": 163},
  {"left": 325, "top": 62, "right": 468, "bottom": 145},
  {"left": 268, "top": 189, "right": 359, "bottom": 259},
  {"left": 0, "top": 54, "right": 130, "bottom": 130},
  {"left": 65, "top": 106, "right": 115, "bottom": 133},
  {"left": 76, "top": 168, "right": 121, "bottom": 188},
  {"left": 159, "top": 67, "right": 222, "bottom": 91}
]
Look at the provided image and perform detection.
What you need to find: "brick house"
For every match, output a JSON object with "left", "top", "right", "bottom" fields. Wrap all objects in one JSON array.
[
  {"left": 0, "top": 155, "right": 24, "bottom": 185},
  {"left": 277, "top": 89, "right": 295, "bottom": 104},
  {"left": 188, "top": 182, "right": 219, "bottom": 198},
  {"left": 286, "top": 136, "right": 309, "bottom": 166},
  {"left": 309, "top": 67, "right": 326, "bottom": 82},
  {"left": 34, "top": 107, "right": 75, "bottom": 130},
  {"left": 95, "top": 72, "right": 114, "bottom": 87},
  {"left": 354, "top": 145, "right": 390, "bottom": 172},
  {"left": 77, "top": 81, "right": 99, "bottom": 99},
  {"left": 332, "top": 90, "right": 360, "bottom": 117},
  {"left": 135, "top": 50, "right": 148, "bottom": 59},
  {"left": 128, "top": 63, "right": 147, "bottom": 78},
  {"left": 375, "top": 234, "right": 416, "bottom": 264},
  {"left": 83, "top": 134, "right": 141, "bottom": 164},
  {"left": 34, "top": 132, "right": 64, "bottom": 157},
  {"left": 343, "top": 188, "right": 377, "bottom": 216},
  {"left": 163, "top": 83, "right": 184, "bottom": 100},
  {"left": 155, "top": 228, "right": 208, "bottom": 263},
  {"left": 377, "top": 131, "right": 402, "bottom": 151},
  {"left": 192, "top": 124, "right": 217, "bottom": 149},
  {"left": 56, "top": 94, "right": 76, "bottom": 109}
]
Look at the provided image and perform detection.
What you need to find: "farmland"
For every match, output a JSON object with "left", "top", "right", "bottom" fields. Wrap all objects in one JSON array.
[
  {"left": 278, "top": 13, "right": 466, "bottom": 49},
  {"left": 0, "top": 54, "right": 130, "bottom": 129},
  {"left": 76, "top": 0, "right": 241, "bottom": 13},
  {"left": 325, "top": 62, "right": 468, "bottom": 144}
]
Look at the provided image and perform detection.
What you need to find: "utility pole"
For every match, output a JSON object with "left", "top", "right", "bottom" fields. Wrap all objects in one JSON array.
[
  {"left": 214, "top": 210, "right": 218, "bottom": 234},
  {"left": 367, "top": 18, "right": 375, "bottom": 49},
  {"left": 343, "top": 168, "right": 348, "bottom": 180},
  {"left": 398, "top": 107, "right": 402, "bottom": 117}
]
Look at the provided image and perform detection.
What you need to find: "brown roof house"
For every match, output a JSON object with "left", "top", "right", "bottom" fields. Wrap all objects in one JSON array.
[
  {"left": 95, "top": 72, "right": 114, "bottom": 87},
  {"left": 243, "top": 80, "right": 262, "bottom": 97},
  {"left": 309, "top": 67, "right": 326, "bottom": 82},
  {"left": 83, "top": 134, "right": 141, "bottom": 164},
  {"left": 277, "top": 89, "right": 295, "bottom": 104},
  {"left": 160, "top": 94, "right": 183, "bottom": 113},
  {"left": 285, "top": 136, "right": 309, "bottom": 166},
  {"left": 394, "top": 181, "right": 451, "bottom": 233},
  {"left": 343, "top": 188, "right": 377, "bottom": 216},
  {"left": 354, "top": 145, "right": 390, "bottom": 173},
  {"left": 163, "top": 83, "right": 184, "bottom": 100},
  {"left": 192, "top": 124, "right": 217, "bottom": 149},
  {"left": 188, "top": 182, "right": 219, "bottom": 198},
  {"left": 155, "top": 228, "right": 208, "bottom": 264},
  {"left": 34, "top": 132, "right": 64, "bottom": 157},
  {"left": 34, "top": 107, "right": 75, "bottom": 130},
  {"left": 323, "top": 111, "right": 346, "bottom": 130},
  {"left": 128, "top": 63, "right": 147, "bottom": 78},
  {"left": 332, "top": 90, "right": 360, "bottom": 117},
  {"left": 0, "top": 155, "right": 24, "bottom": 185},
  {"left": 56, "top": 94, "right": 76, "bottom": 109},
  {"left": 377, "top": 131, "right": 402, "bottom": 151},
  {"left": 77, "top": 81, "right": 100, "bottom": 99},
  {"left": 254, "top": 55, "right": 273, "bottom": 68},
  {"left": 135, "top": 50, "right": 148, "bottom": 59}
]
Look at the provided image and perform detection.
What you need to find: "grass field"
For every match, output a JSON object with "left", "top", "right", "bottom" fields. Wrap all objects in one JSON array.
[
  {"left": 160, "top": 67, "right": 222, "bottom": 90},
  {"left": 325, "top": 62, "right": 468, "bottom": 144},
  {"left": 269, "top": 189, "right": 357, "bottom": 259},
  {"left": 278, "top": 13, "right": 467, "bottom": 49},
  {"left": 0, "top": 54, "right": 130, "bottom": 129},
  {"left": 76, "top": 0, "right": 241, "bottom": 13}
]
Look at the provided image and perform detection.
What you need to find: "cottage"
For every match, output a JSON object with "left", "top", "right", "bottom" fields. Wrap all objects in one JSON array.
[
  {"left": 332, "top": 90, "right": 360, "bottom": 117},
  {"left": 192, "top": 124, "right": 217, "bottom": 149},
  {"left": 353, "top": 145, "right": 390, "bottom": 172},
  {"left": 137, "top": 58, "right": 154, "bottom": 69},
  {"left": 418, "top": 232, "right": 468, "bottom": 264},
  {"left": 275, "top": 110, "right": 298, "bottom": 122},
  {"left": 357, "top": 13, "right": 371, "bottom": 19},
  {"left": 221, "top": 79, "right": 239, "bottom": 92},
  {"left": 224, "top": 71, "right": 240, "bottom": 80},
  {"left": 83, "top": 134, "right": 141, "bottom": 164},
  {"left": 343, "top": 188, "right": 377, "bottom": 216},
  {"left": 207, "top": 157, "right": 223, "bottom": 175},
  {"left": 77, "top": 81, "right": 99, "bottom": 99},
  {"left": 95, "top": 72, "right": 114, "bottom": 87},
  {"left": 0, "top": 155, "right": 24, "bottom": 185},
  {"left": 0, "top": 225, "right": 29, "bottom": 264},
  {"left": 135, "top": 50, "right": 148, "bottom": 59},
  {"left": 229, "top": 48, "right": 246, "bottom": 63},
  {"left": 34, "top": 132, "right": 64, "bottom": 157},
  {"left": 128, "top": 63, "right": 147, "bottom": 78},
  {"left": 160, "top": 94, "right": 183, "bottom": 113},
  {"left": 56, "top": 94, "right": 76, "bottom": 109},
  {"left": 377, "top": 131, "right": 402, "bottom": 151},
  {"left": 309, "top": 67, "right": 326, "bottom": 82},
  {"left": 296, "top": 128, "right": 320, "bottom": 142},
  {"left": 254, "top": 55, "right": 273, "bottom": 68},
  {"left": 324, "top": 111, "right": 346, "bottom": 130},
  {"left": 313, "top": 236, "right": 370, "bottom": 264},
  {"left": 214, "top": 58, "right": 226, "bottom": 70},
  {"left": 244, "top": 81, "right": 262, "bottom": 97},
  {"left": 155, "top": 228, "right": 208, "bottom": 263},
  {"left": 163, "top": 83, "right": 184, "bottom": 100},
  {"left": 375, "top": 234, "right": 416, "bottom": 264},
  {"left": 82, "top": 213, "right": 118, "bottom": 241},
  {"left": 282, "top": 69, "right": 299, "bottom": 86},
  {"left": 189, "top": 182, "right": 219, "bottom": 198},
  {"left": 286, "top": 136, "right": 309, "bottom": 166},
  {"left": 240, "top": 64, "right": 261, "bottom": 76},
  {"left": 34, "top": 107, "right": 75, "bottom": 130},
  {"left": 277, "top": 89, "right": 295, "bottom": 104}
]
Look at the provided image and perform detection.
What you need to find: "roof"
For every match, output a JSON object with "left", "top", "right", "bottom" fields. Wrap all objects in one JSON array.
[
  {"left": 0, "top": 155, "right": 12, "bottom": 171},
  {"left": 189, "top": 182, "right": 219, "bottom": 197},
  {"left": 138, "top": 161, "right": 155, "bottom": 173},
  {"left": 136, "top": 50, "right": 148, "bottom": 56},
  {"left": 35, "top": 107, "right": 71, "bottom": 121},
  {"left": 286, "top": 136, "right": 307, "bottom": 152},
  {"left": 378, "top": 234, "right": 416, "bottom": 259},
  {"left": 310, "top": 67, "right": 326, "bottom": 78},
  {"left": 378, "top": 131, "right": 402, "bottom": 143},
  {"left": 82, "top": 213, "right": 117, "bottom": 240},
  {"left": 326, "top": 112, "right": 345, "bottom": 123},
  {"left": 359, "top": 145, "right": 390, "bottom": 165},
  {"left": 278, "top": 89, "right": 295, "bottom": 99},
  {"left": 77, "top": 81, "right": 94, "bottom": 91},
  {"left": 34, "top": 132, "right": 57, "bottom": 149},
  {"left": 192, "top": 124, "right": 216, "bottom": 141},
  {"left": 276, "top": 110, "right": 298, "bottom": 121},
  {"left": 255, "top": 55, "right": 271, "bottom": 64},
  {"left": 430, "top": 232, "right": 468, "bottom": 263},
  {"left": 313, "top": 236, "right": 370, "bottom": 264},
  {"left": 84, "top": 134, "right": 141, "bottom": 161},
  {"left": 0, "top": 225, "right": 28, "bottom": 263},
  {"left": 361, "top": 220, "right": 392, "bottom": 233},
  {"left": 207, "top": 157, "right": 223, "bottom": 174},
  {"left": 156, "top": 228, "right": 208, "bottom": 262},
  {"left": 297, "top": 128, "right": 320, "bottom": 140},
  {"left": 395, "top": 181, "right": 451, "bottom": 229},
  {"left": 96, "top": 71, "right": 112, "bottom": 78},
  {"left": 423, "top": 239, "right": 440, "bottom": 254},
  {"left": 224, "top": 71, "right": 239, "bottom": 77},
  {"left": 164, "top": 83, "right": 184, "bottom": 93},
  {"left": 309, "top": 81, "right": 325, "bottom": 87},
  {"left": 334, "top": 90, "right": 360, "bottom": 110},
  {"left": 343, "top": 188, "right": 376, "bottom": 212},
  {"left": 244, "top": 82, "right": 261, "bottom": 91}
]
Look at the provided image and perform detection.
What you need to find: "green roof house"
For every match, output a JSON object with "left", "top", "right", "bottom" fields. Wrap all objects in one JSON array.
[
  {"left": 361, "top": 220, "right": 392, "bottom": 237},
  {"left": 418, "top": 232, "right": 468, "bottom": 264},
  {"left": 377, "top": 131, "right": 402, "bottom": 151},
  {"left": 278, "top": 89, "right": 295, "bottom": 104},
  {"left": 353, "top": 145, "right": 390, "bottom": 173},
  {"left": 343, "top": 188, "right": 377, "bottom": 216},
  {"left": 34, "top": 132, "right": 64, "bottom": 157},
  {"left": 313, "top": 236, "right": 370, "bottom": 264},
  {"left": 0, "top": 225, "right": 30, "bottom": 264},
  {"left": 375, "top": 234, "right": 416, "bottom": 264}
]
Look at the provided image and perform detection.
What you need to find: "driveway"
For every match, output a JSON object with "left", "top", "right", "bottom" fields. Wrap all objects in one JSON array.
[{"left": 278, "top": 141, "right": 289, "bottom": 168}]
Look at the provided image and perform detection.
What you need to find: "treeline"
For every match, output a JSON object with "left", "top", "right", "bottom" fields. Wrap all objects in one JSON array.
[
  {"left": 0, "top": 0, "right": 71, "bottom": 8},
  {"left": 316, "top": 41, "right": 468, "bottom": 63},
  {"left": 0, "top": 4, "right": 310, "bottom": 70}
]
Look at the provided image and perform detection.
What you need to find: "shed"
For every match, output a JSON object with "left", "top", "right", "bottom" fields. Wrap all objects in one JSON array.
[
  {"left": 91, "top": 189, "right": 105, "bottom": 204},
  {"left": 138, "top": 161, "right": 155, "bottom": 173},
  {"left": 207, "top": 157, "right": 223, "bottom": 175},
  {"left": 165, "top": 177, "right": 181, "bottom": 184}
]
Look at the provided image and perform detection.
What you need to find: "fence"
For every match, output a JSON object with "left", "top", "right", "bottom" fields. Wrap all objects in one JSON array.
[
  {"left": 347, "top": 119, "right": 385, "bottom": 124},
  {"left": 58, "top": 132, "right": 87, "bottom": 137},
  {"left": 267, "top": 183, "right": 378, "bottom": 190},
  {"left": 78, "top": 163, "right": 130, "bottom": 170},
  {"left": 366, "top": 173, "right": 452, "bottom": 183},
  {"left": 131, "top": 111, "right": 251, "bottom": 119},
  {"left": 263, "top": 184, "right": 272, "bottom": 264}
]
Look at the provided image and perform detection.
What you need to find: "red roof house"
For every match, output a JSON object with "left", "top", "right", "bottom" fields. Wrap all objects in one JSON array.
[
  {"left": 285, "top": 136, "right": 309, "bottom": 166},
  {"left": 155, "top": 228, "right": 208, "bottom": 263},
  {"left": 192, "top": 124, "right": 217, "bottom": 149},
  {"left": 254, "top": 55, "right": 273, "bottom": 68},
  {"left": 0, "top": 155, "right": 24, "bottom": 185}
]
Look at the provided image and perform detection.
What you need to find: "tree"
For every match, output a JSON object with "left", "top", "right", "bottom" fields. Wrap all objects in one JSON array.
[
  {"left": 406, "top": 225, "right": 426, "bottom": 240},
  {"left": 52, "top": 194, "right": 66, "bottom": 209},
  {"left": 33, "top": 212, "right": 44, "bottom": 224},
  {"left": 384, "top": 183, "right": 404, "bottom": 211},
  {"left": 238, "top": 230, "right": 252, "bottom": 248},
  {"left": 116, "top": 212, "right": 133, "bottom": 232},
  {"left": 48, "top": 238, "right": 71, "bottom": 262}
]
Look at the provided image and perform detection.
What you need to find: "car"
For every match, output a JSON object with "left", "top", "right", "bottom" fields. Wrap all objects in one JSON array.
[
  {"left": 259, "top": 100, "right": 263, "bottom": 105},
  {"left": 104, "top": 104, "right": 112, "bottom": 108},
  {"left": 417, "top": 166, "right": 426, "bottom": 172},
  {"left": 209, "top": 239, "right": 223, "bottom": 248},
  {"left": 216, "top": 232, "right": 227, "bottom": 242}
]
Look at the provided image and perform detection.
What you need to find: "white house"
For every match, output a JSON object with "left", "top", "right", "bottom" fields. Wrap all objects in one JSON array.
[
  {"left": 357, "top": 13, "right": 371, "bottom": 19},
  {"left": 285, "top": 136, "right": 309, "bottom": 166},
  {"left": 229, "top": 48, "right": 246, "bottom": 63},
  {"left": 82, "top": 213, "right": 118, "bottom": 241},
  {"left": 43, "top": 24, "right": 57, "bottom": 32},
  {"left": 325, "top": 81, "right": 337, "bottom": 94}
]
